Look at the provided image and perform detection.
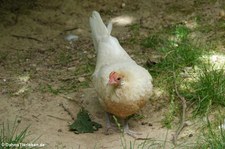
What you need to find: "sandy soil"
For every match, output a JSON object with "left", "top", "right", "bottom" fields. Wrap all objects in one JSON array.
[{"left": 0, "top": 0, "right": 224, "bottom": 148}]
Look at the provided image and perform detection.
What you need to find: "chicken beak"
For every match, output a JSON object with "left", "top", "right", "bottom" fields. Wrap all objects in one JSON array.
[{"left": 108, "top": 78, "right": 118, "bottom": 85}]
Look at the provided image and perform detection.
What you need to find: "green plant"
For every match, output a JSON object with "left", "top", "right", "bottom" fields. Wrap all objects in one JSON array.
[
  {"left": 141, "top": 35, "right": 164, "bottom": 49},
  {"left": 39, "top": 84, "right": 61, "bottom": 95},
  {"left": 170, "top": 25, "right": 190, "bottom": 40},
  {"left": 162, "top": 94, "right": 177, "bottom": 129},
  {"left": 70, "top": 108, "right": 102, "bottom": 134},
  {"left": 0, "top": 119, "right": 31, "bottom": 149},
  {"left": 189, "top": 66, "right": 225, "bottom": 116},
  {"left": 0, "top": 51, "right": 9, "bottom": 63},
  {"left": 161, "top": 42, "right": 202, "bottom": 70},
  {"left": 194, "top": 116, "right": 225, "bottom": 148},
  {"left": 58, "top": 51, "right": 72, "bottom": 66}
]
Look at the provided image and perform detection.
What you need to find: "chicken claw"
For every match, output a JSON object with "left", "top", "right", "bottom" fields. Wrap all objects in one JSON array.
[{"left": 123, "top": 119, "right": 141, "bottom": 138}]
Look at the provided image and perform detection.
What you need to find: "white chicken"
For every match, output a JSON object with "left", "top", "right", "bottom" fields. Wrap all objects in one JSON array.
[{"left": 90, "top": 11, "right": 153, "bottom": 136}]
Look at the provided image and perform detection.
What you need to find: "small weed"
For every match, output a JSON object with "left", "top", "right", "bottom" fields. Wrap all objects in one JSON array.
[
  {"left": 58, "top": 51, "right": 72, "bottom": 66},
  {"left": 141, "top": 35, "right": 164, "bottom": 49},
  {"left": 129, "top": 24, "right": 140, "bottom": 34},
  {"left": 39, "top": 84, "right": 61, "bottom": 95},
  {"left": 194, "top": 0, "right": 218, "bottom": 6},
  {"left": 126, "top": 24, "right": 141, "bottom": 45},
  {"left": 0, "top": 50, "right": 9, "bottom": 63},
  {"left": 162, "top": 94, "right": 177, "bottom": 129},
  {"left": 170, "top": 25, "right": 190, "bottom": 40}
]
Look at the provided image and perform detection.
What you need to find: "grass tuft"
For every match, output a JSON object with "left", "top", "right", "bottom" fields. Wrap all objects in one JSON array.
[
  {"left": 143, "top": 22, "right": 224, "bottom": 128},
  {"left": 141, "top": 35, "right": 164, "bottom": 49},
  {"left": 195, "top": 116, "right": 225, "bottom": 149},
  {"left": 0, "top": 119, "right": 31, "bottom": 149},
  {"left": 162, "top": 94, "right": 177, "bottom": 129},
  {"left": 158, "top": 41, "right": 202, "bottom": 71},
  {"left": 189, "top": 66, "right": 225, "bottom": 116},
  {"left": 170, "top": 25, "right": 190, "bottom": 40}
]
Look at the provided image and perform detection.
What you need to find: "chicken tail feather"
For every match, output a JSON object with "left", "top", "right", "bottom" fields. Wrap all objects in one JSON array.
[{"left": 90, "top": 11, "right": 112, "bottom": 50}]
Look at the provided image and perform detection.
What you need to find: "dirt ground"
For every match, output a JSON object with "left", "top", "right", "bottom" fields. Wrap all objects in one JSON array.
[{"left": 0, "top": 0, "right": 224, "bottom": 148}]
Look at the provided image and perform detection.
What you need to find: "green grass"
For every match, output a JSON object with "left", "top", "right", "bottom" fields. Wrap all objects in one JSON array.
[
  {"left": 58, "top": 51, "right": 72, "bottom": 66},
  {"left": 120, "top": 138, "right": 170, "bottom": 149},
  {"left": 157, "top": 41, "right": 202, "bottom": 71},
  {"left": 187, "top": 66, "right": 225, "bottom": 116},
  {"left": 194, "top": 0, "right": 218, "bottom": 6},
  {"left": 143, "top": 25, "right": 204, "bottom": 110},
  {"left": 138, "top": 21, "right": 225, "bottom": 148},
  {"left": 0, "top": 119, "right": 33, "bottom": 149},
  {"left": 0, "top": 50, "right": 9, "bottom": 63},
  {"left": 141, "top": 35, "right": 164, "bottom": 49},
  {"left": 127, "top": 23, "right": 141, "bottom": 45},
  {"left": 162, "top": 94, "right": 177, "bottom": 129},
  {"left": 194, "top": 115, "right": 225, "bottom": 149},
  {"left": 112, "top": 117, "right": 172, "bottom": 149},
  {"left": 39, "top": 83, "right": 61, "bottom": 95},
  {"left": 144, "top": 25, "right": 202, "bottom": 75},
  {"left": 142, "top": 22, "right": 225, "bottom": 125},
  {"left": 170, "top": 25, "right": 190, "bottom": 40}
]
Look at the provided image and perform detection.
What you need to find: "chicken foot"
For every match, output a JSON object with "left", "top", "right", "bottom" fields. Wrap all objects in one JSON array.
[
  {"left": 105, "top": 112, "right": 117, "bottom": 135},
  {"left": 122, "top": 119, "right": 141, "bottom": 138},
  {"left": 104, "top": 113, "right": 142, "bottom": 138}
]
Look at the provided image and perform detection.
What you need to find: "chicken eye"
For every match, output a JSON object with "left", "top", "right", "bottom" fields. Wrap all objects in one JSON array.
[{"left": 117, "top": 77, "right": 121, "bottom": 81}]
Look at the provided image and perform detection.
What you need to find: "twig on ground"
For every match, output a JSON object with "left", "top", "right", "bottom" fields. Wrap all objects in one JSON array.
[
  {"left": 60, "top": 95, "right": 84, "bottom": 106},
  {"left": 32, "top": 114, "right": 40, "bottom": 119},
  {"left": 59, "top": 103, "right": 75, "bottom": 120},
  {"left": 172, "top": 72, "right": 187, "bottom": 145},
  {"left": 135, "top": 137, "right": 152, "bottom": 140},
  {"left": 47, "top": 115, "right": 68, "bottom": 121},
  {"left": 11, "top": 34, "right": 43, "bottom": 43},
  {"left": 63, "top": 27, "right": 78, "bottom": 32}
]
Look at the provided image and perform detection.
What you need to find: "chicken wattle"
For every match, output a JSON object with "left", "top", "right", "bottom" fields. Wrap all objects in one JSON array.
[{"left": 90, "top": 11, "right": 153, "bottom": 137}]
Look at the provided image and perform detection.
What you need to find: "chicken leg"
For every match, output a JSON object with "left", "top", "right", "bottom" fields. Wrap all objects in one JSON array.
[
  {"left": 105, "top": 112, "right": 116, "bottom": 134},
  {"left": 122, "top": 119, "right": 141, "bottom": 138}
]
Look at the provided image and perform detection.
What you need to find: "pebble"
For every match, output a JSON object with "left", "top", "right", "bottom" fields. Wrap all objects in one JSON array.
[
  {"left": 1, "top": 89, "right": 8, "bottom": 94},
  {"left": 68, "top": 67, "right": 76, "bottom": 71},
  {"left": 17, "top": 119, "right": 21, "bottom": 123},
  {"left": 148, "top": 123, "right": 153, "bottom": 126},
  {"left": 121, "top": 3, "right": 126, "bottom": 8},
  {"left": 185, "top": 121, "right": 192, "bottom": 126},
  {"left": 219, "top": 10, "right": 225, "bottom": 17},
  {"left": 64, "top": 34, "right": 79, "bottom": 42},
  {"left": 87, "top": 54, "right": 92, "bottom": 59},
  {"left": 78, "top": 77, "right": 85, "bottom": 82},
  {"left": 141, "top": 122, "right": 147, "bottom": 125},
  {"left": 141, "top": 122, "right": 153, "bottom": 127}
]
